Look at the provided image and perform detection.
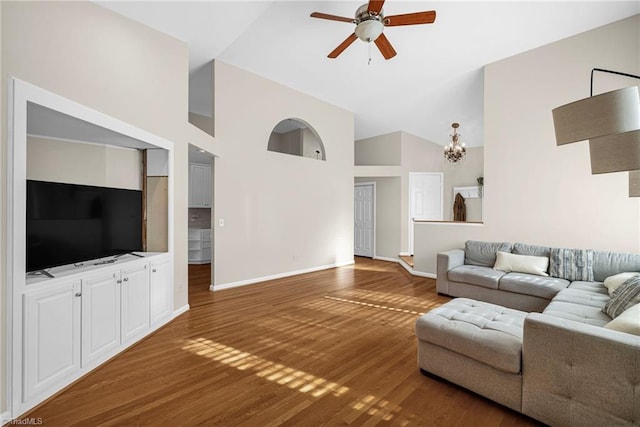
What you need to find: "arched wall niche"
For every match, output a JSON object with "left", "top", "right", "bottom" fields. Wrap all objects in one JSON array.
[{"left": 267, "top": 118, "right": 326, "bottom": 161}]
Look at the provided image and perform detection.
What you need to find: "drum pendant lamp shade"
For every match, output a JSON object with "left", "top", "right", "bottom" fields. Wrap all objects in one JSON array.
[
  {"left": 588, "top": 129, "right": 640, "bottom": 174},
  {"left": 552, "top": 86, "right": 640, "bottom": 146},
  {"left": 630, "top": 170, "right": 640, "bottom": 197}
]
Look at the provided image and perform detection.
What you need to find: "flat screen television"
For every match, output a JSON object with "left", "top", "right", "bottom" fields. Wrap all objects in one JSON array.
[{"left": 26, "top": 180, "right": 142, "bottom": 272}]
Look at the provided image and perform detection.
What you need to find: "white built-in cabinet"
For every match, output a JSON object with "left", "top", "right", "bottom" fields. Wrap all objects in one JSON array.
[
  {"left": 23, "top": 280, "right": 81, "bottom": 403},
  {"left": 189, "top": 163, "right": 212, "bottom": 208},
  {"left": 19, "top": 254, "right": 172, "bottom": 413},
  {"left": 149, "top": 257, "right": 173, "bottom": 326}
]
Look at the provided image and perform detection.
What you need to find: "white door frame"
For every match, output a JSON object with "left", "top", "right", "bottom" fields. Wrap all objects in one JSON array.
[
  {"left": 408, "top": 172, "right": 444, "bottom": 255},
  {"left": 354, "top": 182, "right": 376, "bottom": 258}
]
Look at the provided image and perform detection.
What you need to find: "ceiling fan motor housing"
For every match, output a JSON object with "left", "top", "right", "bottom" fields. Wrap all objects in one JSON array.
[{"left": 354, "top": 4, "right": 384, "bottom": 41}]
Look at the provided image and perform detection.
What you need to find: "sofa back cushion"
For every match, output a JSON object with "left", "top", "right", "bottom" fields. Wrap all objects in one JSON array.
[
  {"left": 592, "top": 250, "right": 640, "bottom": 282},
  {"left": 464, "top": 240, "right": 512, "bottom": 267},
  {"left": 512, "top": 243, "right": 551, "bottom": 258}
]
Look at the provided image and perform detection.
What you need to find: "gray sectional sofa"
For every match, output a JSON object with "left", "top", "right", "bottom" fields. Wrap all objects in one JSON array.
[
  {"left": 437, "top": 240, "right": 640, "bottom": 312},
  {"left": 416, "top": 240, "right": 640, "bottom": 426}
]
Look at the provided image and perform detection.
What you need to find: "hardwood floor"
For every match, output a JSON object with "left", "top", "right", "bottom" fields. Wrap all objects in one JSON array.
[
  {"left": 188, "top": 263, "right": 213, "bottom": 308},
  {"left": 24, "top": 258, "right": 541, "bottom": 426}
]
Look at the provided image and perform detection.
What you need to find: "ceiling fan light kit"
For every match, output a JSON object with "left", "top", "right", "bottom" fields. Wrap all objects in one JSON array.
[
  {"left": 311, "top": 0, "right": 436, "bottom": 60},
  {"left": 355, "top": 19, "right": 384, "bottom": 42}
]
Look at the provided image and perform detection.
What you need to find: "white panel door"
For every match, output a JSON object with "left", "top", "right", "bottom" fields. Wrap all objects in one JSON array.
[
  {"left": 150, "top": 257, "right": 173, "bottom": 326},
  {"left": 354, "top": 184, "right": 374, "bottom": 257},
  {"left": 23, "top": 281, "right": 81, "bottom": 403},
  {"left": 121, "top": 263, "right": 150, "bottom": 346},
  {"left": 409, "top": 173, "right": 443, "bottom": 254},
  {"left": 82, "top": 270, "right": 121, "bottom": 367}
]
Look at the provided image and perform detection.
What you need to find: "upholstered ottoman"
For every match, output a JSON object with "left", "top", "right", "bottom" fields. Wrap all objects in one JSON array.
[{"left": 415, "top": 298, "right": 527, "bottom": 411}]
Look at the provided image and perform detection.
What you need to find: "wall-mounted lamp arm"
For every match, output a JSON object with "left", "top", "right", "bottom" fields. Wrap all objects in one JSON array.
[{"left": 590, "top": 68, "right": 640, "bottom": 96}]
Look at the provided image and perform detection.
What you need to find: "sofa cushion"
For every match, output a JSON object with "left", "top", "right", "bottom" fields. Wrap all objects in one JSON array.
[
  {"left": 512, "top": 242, "right": 551, "bottom": 258},
  {"left": 498, "top": 273, "right": 569, "bottom": 299},
  {"left": 549, "top": 248, "right": 594, "bottom": 281},
  {"left": 415, "top": 298, "right": 525, "bottom": 374},
  {"left": 449, "top": 265, "right": 505, "bottom": 290},
  {"left": 568, "top": 281, "right": 608, "bottom": 294},
  {"left": 592, "top": 250, "right": 640, "bottom": 282},
  {"left": 465, "top": 240, "right": 512, "bottom": 267},
  {"left": 552, "top": 287, "right": 610, "bottom": 309},
  {"left": 494, "top": 251, "right": 549, "bottom": 277},
  {"left": 542, "top": 300, "right": 611, "bottom": 327},
  {"left": 604, "top": 303, "right": 640, "bottom": 335},
  {"left": 602, "top": 275, "right": 640, "bottom": 318}
]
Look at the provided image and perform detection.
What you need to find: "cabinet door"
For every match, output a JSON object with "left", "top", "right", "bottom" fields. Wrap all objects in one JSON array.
[
  {"left": 23, "top": 281, "right": 81, "bottom": 402},
  {"left": 82, "top": 270, "right": 121, "bottom": 368},
  {"left": 121, "top": 263, "right": 150, "bottom": 346},
  {"left": 189, "top": 163, "right": 211, "bottom": 208},
  {"left": 150, "top": 258, "right": 173, "bottom": 326}
]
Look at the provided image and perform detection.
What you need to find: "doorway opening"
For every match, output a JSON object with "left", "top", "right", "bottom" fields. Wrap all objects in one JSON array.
[
  {"left": 408, "top": 172, "right": 443, "bottom": 255},
  {"left": 187, "top": 144, "right": 215, "bottom": 306}
]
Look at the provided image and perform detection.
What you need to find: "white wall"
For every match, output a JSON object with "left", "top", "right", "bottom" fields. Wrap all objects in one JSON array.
[
  {"left": 355, "top": 132, "right": 401, "bottom": 166},
  {"left": 213, "top": 61, "right": 354, "bottom": 286},
  {"left": 27, "top": 136, "right": 142, "bottom": 190},
  {"left": 414, "top": 15, "right": 640, "bottom": 275},
  {"left": 1, "top": 1, "right": 218, "bottom": 412}
]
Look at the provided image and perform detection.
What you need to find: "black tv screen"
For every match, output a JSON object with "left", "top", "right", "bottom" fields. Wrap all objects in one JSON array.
[{"left": 26, "top": 180, "right": 142, "bottom": 272}]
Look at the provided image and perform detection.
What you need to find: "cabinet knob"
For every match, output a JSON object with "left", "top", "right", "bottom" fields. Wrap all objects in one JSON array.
[
  {"left": 123, "top": 277, "right": 129, "bottom": 282},
  {"left": 152, "top": 269, "right": 157, "bottom": 273},
  {"left": 75, "top": 292, "right": 82, "bottom": 297},
  {"left": 117, "top": 280, "right": 122, "bottom": 284}
]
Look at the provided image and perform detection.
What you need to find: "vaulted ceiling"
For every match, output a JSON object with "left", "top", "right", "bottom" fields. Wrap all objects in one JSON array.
[{"left": 98, "top": 1, "right": 639, "bottom": 146}]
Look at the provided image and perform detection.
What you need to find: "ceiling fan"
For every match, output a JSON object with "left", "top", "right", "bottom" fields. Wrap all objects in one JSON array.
[{"left": 310, "top": 0, "right": 436, "bottom": 60}]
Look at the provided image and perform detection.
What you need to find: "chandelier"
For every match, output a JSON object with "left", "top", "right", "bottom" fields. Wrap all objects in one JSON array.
[{"left": 444, "top": 122, "right": 466, "bottom": 163}]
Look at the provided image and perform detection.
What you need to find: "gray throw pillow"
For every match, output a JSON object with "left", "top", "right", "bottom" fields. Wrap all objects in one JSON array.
[
  {"left": 603, "top": 275, "right": 640, "bottom": 318},
  {"left": 549, "top": 248, "right": 594, "bottom": 281}
]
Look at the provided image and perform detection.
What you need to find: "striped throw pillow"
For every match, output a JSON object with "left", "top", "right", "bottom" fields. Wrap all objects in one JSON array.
[
  {"left": 603, "top": 275, "right": 640, "bottom": 318},
  {"left": 549, "top": 248, "right": 594, "bottom": 281}
]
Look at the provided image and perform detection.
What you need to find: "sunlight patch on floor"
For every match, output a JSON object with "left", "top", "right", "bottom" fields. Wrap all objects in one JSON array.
[
  {"left": 181, "top": 338, "right": 349, "bottom": 398},
  {"left": 324, "top": 296, "right": 425, "bottom": 316}
]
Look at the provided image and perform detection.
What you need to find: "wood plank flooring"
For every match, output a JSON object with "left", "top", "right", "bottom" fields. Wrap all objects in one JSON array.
[{"left": 24, "top": 258, "right": 541, "bottom": 426}]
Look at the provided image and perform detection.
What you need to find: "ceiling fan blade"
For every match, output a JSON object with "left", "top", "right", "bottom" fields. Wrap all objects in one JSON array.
[
  {"left": 368, "top": 0, "right": 385, "bottom": 15},
  {"left": 310, "top": 12, "right": 354, "bottom": 23},
  {"left": 328, "top": 33, "right": 358, "bottom": 58},
  {"left": 384, "top": 11, "right": 436, "bottom": 26},
  {"left": 374, "top": 33, "right": 397, "bottom": 60}
]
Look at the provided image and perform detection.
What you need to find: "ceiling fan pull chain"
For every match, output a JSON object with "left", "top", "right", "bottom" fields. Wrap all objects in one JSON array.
[{"left": 368, "top": 40, "right": 372, "bottom": 65}]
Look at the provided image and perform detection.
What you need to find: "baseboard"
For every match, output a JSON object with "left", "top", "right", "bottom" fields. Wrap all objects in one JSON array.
[
  {"left": 399, "top": 252, "right": 411, "bottom": 256},
  {"left": 1, "top": 411, "right": 11, "bottom": 426},
  {"left": 173, "top": 304, "right": 190, "bottom": 317},
  {"left": 373, "top": 256, "right": 399, "bottom": 263},
  {"left": 212, "top": 260, "right": 355, "bottom": 292},
  {"left": 411, "top": 270, "right": 436, "bottom": 279}
]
